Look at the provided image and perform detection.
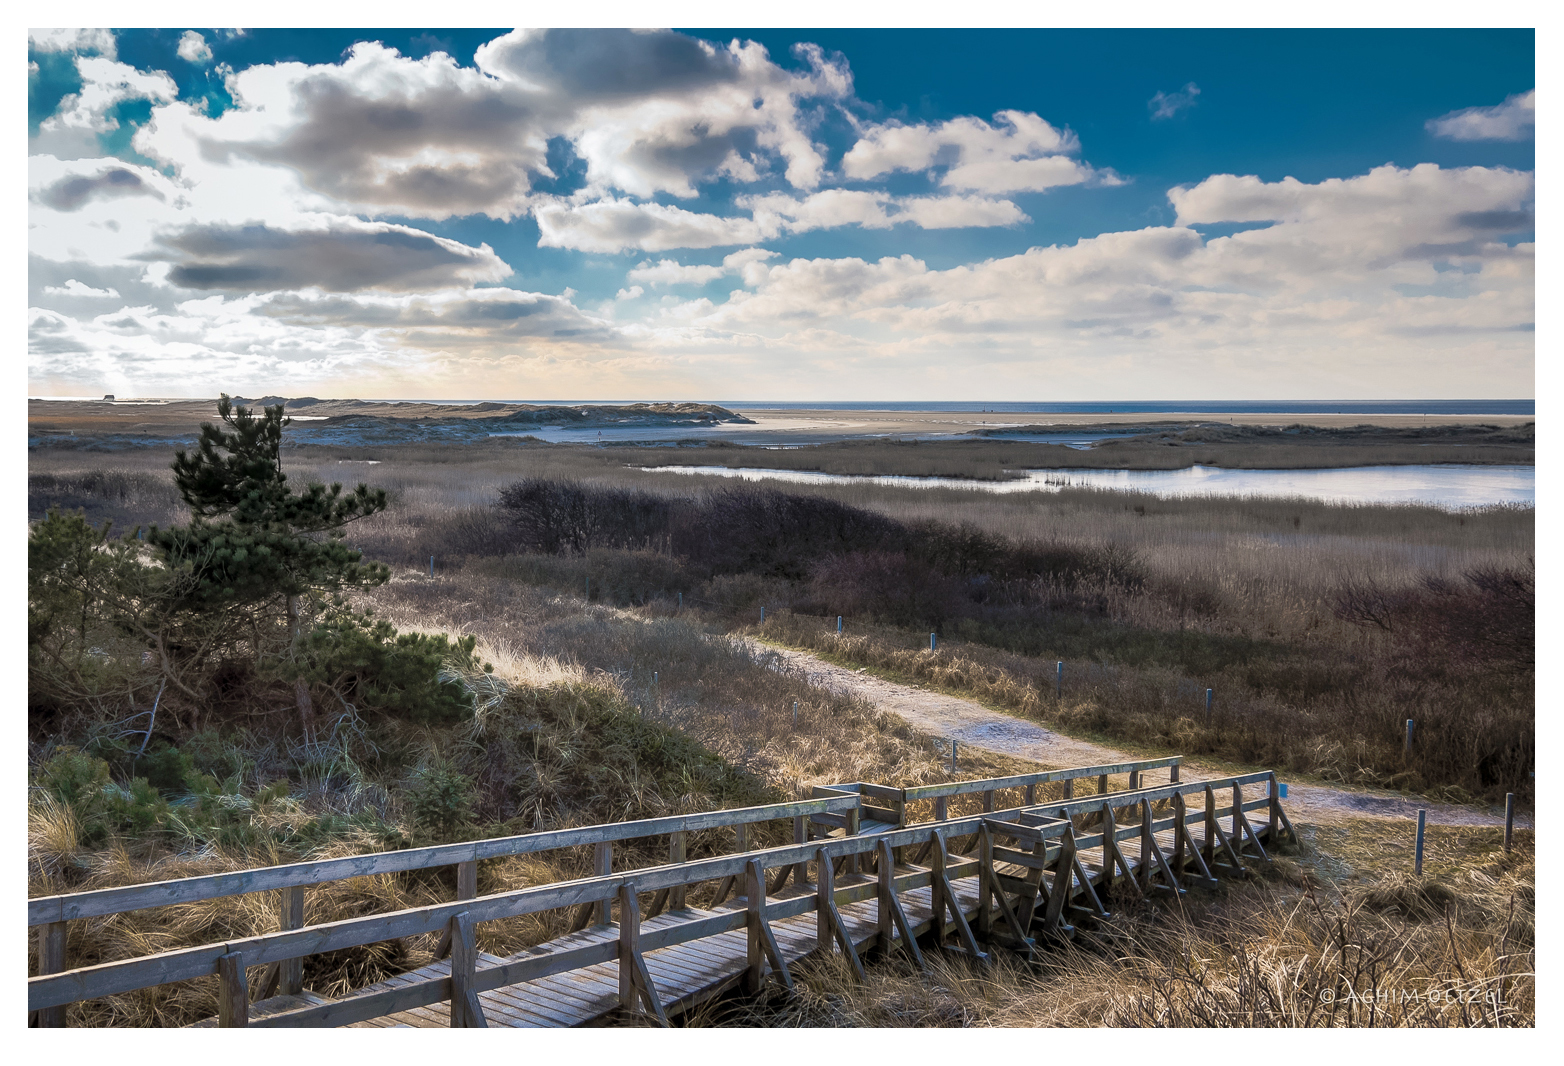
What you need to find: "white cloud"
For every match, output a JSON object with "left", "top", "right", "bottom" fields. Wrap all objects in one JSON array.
[
  {"left": 177, "top": 31, "right": 213, "bottom": 65},
  {"left": 43, "top": 279, "right": 120, "bottom": 298},
  {"left": 141, "top": 32, "right": 853, "bottom": 222},
  {"left": 29, "top": 28, "right": 116, "bottom": 58},
  {"left": 1149, "top": 82, "right": 1200, "bottom": 121},
  {"left": 842, "top": 110, "right": 1111, "bottom": 194},
  {"left": 616, "top": 285, "right": 644, "bottom": 300},
  {"left": 536, "top": 197, "right": 776, "bottom": 253},
  {"left": 747, "top": 190, "right": 1029, "bottom": 233},
  {"left": 664, "top": 164, "right": 1532, "bottom": 395},
  {"left": 1427, "top": 89, "right": 1534, "bottom": 142},
  {"left": 628, "top": 248, "right": 779, "bottom": 287},
  {"left": 32, "top": 57, "right": 178, "bottom": 159}
]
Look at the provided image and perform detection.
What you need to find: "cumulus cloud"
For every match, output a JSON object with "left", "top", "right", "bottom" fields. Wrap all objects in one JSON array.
[
  {"left": 43, "top": 279, "right": 121, "bottom": 298},
  {"left": 684, "top": 164, "right": 1532, "bottom": 387},
  {"left": 32, "top": 163, "right": 167, "bottom": 211},
  {"left": 747, "top": 190, "right": 1029, "bottom": 233},
  {"left": 149, "top": 32, "right": 852, "bottom": 221},
  {"left": 841, "top": 111, "right": 1111, "bottom": 194},
  {"left": 1427, "top": 89, "right": 1534, "bottom": 142},
  {"left": 628, "top": 248, "right": 778, "bottom": 287},
  {"left": 1149, "top": 82, "right": 1200, "bottom": 121},
  {"left": 33, "top": 56, "right": 178, "bottom": 159},
  {"left": 148, "top": 219, "right": 513, "bottom": 292},
  {"left": 177, "top": 31, "right": 213, "bottom": 65},
  {"left": 535, "top": 197, "right": 775, "bottom": 252},
  {"left": 29, "top": 28, "right": 116, "bottom": 57}
]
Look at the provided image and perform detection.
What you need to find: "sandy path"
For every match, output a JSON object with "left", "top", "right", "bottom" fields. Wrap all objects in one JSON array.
[{"left": 761, "top": 644, "right": 1528, "bottom": 830}]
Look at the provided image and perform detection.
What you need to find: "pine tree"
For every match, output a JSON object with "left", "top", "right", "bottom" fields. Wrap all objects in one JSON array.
[{"left": 147, "top": 396, "right": 391, "bottom": 730}]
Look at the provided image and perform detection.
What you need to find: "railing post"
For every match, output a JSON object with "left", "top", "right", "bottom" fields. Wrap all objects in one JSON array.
[
  {"left": 1231, "top": 782, "right": 1243, "bottom": 845},
  {"left": 1025, "top": 782, "right": 1037, "bottom": 805},
  {"left": 934, "top": 795, "right": 948, "bottom": 821},
  {"left": 877, "top": 836, "right": 895, "bottom": 954},
  {"left": 1171, "top": 762, "right": 1181, "bottom": 784},
  {"left": 279, "top": 886, "right": 305, "bottom": 995},
  {"left": 745, "top": 861, "right": 767, "bottom": 993},
  {"left": 619, "top": 885, "right": 640, "bottom": 1010},
  {"left": 448, "top": 911, "right": 486, "bottom": 1027},
  {"left": 594, "top": 842, "right": 613, "bottom": 925},
  {"left": 217, "top": 951, "right": 249, "bottom": 1027},
  {"left": 1098, "top": 773, "right": 1109, "bottom": 796},
  {"left": 1062, "top": 779, "right": 1074, "bottom": 800},
  {"left": 977, "top": 824, "right": 994, "bottom": 937},
  {"left": 1268, "top": 773, "right": 1282, "bottom": 840},
  {"left": 1204, "top": 785, "right": 1218, "bottom": 865},
  {"left": 669, "top": 831, "right": 687, "bottom": 911},
  {"left": 1139, "top": 798, "right": 1155, "bottom": 891},
  {"left": 929, "top": 828, "right": 947, "bottom": 947},
  {"left": 792, "top": 816, "right": 809, "bottom": 889},
  {"left": 1129, "top": 769, "right": 1140, "bottom": 790},
  {"left": 35, "top": 922, "right": 67, "bottom": 1027},
  {"left": 982, "top": 789, "right": 995, "bottom": 814},
  {"left": 844, "top": 803, "right": 861, "bottom": 876}
]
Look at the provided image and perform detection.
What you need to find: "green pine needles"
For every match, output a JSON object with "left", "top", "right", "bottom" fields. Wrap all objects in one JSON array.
[{"left": 29, "top": 394, "right": 488, "bottom": 736}]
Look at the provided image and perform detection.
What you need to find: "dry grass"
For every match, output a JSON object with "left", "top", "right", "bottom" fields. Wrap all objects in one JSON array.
[{"left": 689, "top": 822, "right": 1534, "bottom": 1028}]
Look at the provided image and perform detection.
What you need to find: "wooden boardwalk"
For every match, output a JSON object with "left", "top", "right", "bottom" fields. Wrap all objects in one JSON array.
[{"left": 29, "top": 758, "right": 1294, "bottom": 1028}]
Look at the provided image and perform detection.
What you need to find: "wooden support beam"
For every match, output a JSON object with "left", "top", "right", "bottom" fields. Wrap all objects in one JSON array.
[
  {"left": 815, "top": 849, "right": 865, "bottom": 982},
  {"left": 669, "top": 831, "right": 687, "bottom": 911},
  {"left": 448, "top": 911, "right": 487, "bottom": 1028},
  {"left": 217, "top": 951, "right": 248, "bottom": 1028},
  {"left": 35, "top": 922, "right": 67, "bottom": 1027},
  {"left": 594, "top": 842, "right": 613, "bottom": 925},
  {"left": 977, "top": 825, "right": 994, "bottom": 938},
  {"left": 1100, "top": 804, "right": 1142, "bottom": 901},
  {"left": 1098, "top": 773, "right": 1109, "bottom": 796},
  {"left": 279, "top": 885, "right": 304, "bottom": 995},
  {"left": 434, "top": 861, "right": 477, "bottom": 959},
  {"left": 877, "top": 839, "right": 927, "bottom": 971},
  {"left": 618, "top": 884, "right": 667, "bottom": 1025},
  {"left": 1140, "top": 799, "right": 1184, "bottom": 895},
  {"left": 933, "top": 832, "right": 985, "bottom": 961},
  {"left": 792, "top": 816, "right": 809, "bottom": 890},
  {"left": 745, "top": 860, "right": 792, "bottom": 993}
]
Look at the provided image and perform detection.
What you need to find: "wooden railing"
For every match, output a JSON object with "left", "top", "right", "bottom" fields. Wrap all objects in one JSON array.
[{"left": 28, "top": 757, "right": 1293, "bottom": 1028}]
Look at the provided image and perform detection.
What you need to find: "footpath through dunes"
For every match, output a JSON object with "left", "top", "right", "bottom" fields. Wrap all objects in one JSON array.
[{"left": 752, "top": 642, "right": 1530, "bottom": 831}]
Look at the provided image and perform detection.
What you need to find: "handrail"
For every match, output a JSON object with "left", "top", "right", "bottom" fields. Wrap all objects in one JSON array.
[
  {"left": 28, "top": 767, "right": 1280, "bottom": 1018},
  {"left": 28, "top": 757, "right": 1180, "bottom": 927},
  {"left": 27, "top": 795, "right": 859, "bottom": 927},
  {"left": 28, "top": 808, "right": 1073, "bottom": 1014},
  {"left": 901, "top": 757, "right": 1180, "bottom": 801}
]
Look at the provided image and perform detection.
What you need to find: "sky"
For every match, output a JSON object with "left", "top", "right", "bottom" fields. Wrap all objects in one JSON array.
[{"left": 26, "top": 27, "right": 1535, "bottom": 401}]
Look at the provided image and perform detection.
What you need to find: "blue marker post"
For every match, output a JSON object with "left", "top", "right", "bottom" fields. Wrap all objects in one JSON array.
[
  {"left": 429, "top": 555, "right": 434, "bottom": 578},
  {"left": 1205, "top": 688, "right": 1214, "bottom": 720},
  {"left": 792, "top": 700, "right": 798, "bottom": 727},
  {"left": 1415, "top": 809, "right": 1427, "bottom": 875},
  {"left": 1056, "top": 661, "right": 1064, "bottom": 698},
  {"left": 1405, "top": 719, "right": 1415, "bottom": 759},
  {"left": 837, "top": 616, "right": 843, "bottom": 634},
  {"left": 761, "top": 606, "right": 765, "bottom": 623},
  {"left": 678, "top": 592, "right": 682, "bottom": 610},
  {"left": 930, "top": 632, "right": 937, "bottom": 651}
]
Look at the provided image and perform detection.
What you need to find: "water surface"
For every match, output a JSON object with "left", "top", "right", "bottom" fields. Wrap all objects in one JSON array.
[{"left": 640, "top": 463, "right": 1534, "bottom": 510}]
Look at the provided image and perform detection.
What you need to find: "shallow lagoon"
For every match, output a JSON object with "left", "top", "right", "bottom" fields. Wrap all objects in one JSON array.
[{"left": 640, "top": 463, "right": 1534, "bottom": 510}]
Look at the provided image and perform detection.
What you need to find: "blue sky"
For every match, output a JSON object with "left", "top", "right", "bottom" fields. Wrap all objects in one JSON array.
[{"left": 28, "top": 28, "right": 1534, "bottom": 400}]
